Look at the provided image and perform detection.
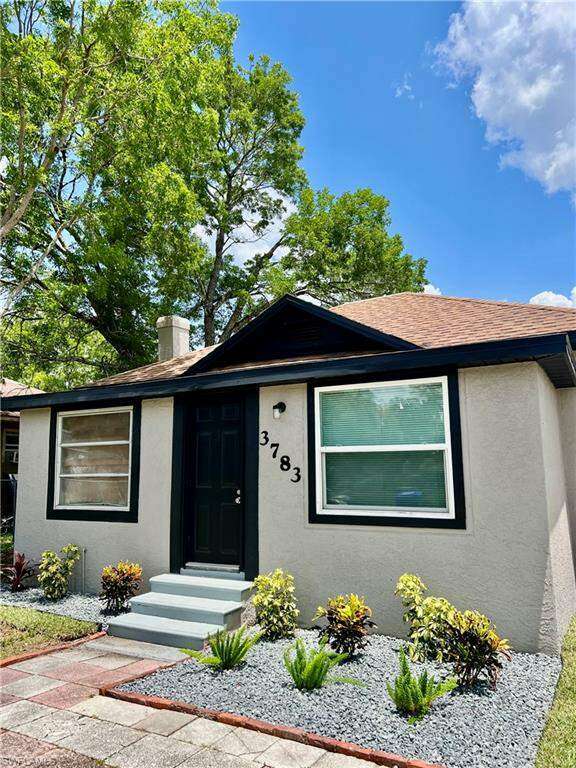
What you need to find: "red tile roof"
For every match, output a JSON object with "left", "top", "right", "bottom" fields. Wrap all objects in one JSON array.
[{"left": 91, "top": 293, "right": 576, "bottom": 387}]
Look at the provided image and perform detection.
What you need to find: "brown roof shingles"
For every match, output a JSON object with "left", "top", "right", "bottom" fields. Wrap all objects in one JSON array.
[
  {"left": 333, "top": 293, "right": 576, "bottom": 348},
  {"left": 90, "top": 293, "right": 576, "bottom": 387}
]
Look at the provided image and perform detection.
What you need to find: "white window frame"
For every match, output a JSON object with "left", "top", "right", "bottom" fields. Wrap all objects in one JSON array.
[
  {"left": 54, "top": 406, "right": 133, "bottom": 512},
  {"left": 314, "top": 375, "right": 455, "bottom": 520}
]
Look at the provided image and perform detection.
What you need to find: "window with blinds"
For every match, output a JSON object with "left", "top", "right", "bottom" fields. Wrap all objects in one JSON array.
[
  {"left": 315, "top": 377, "right": 455, "bottom": 519},
  {"left": 54, "top": 407, "right": 133, "bottom": 511}
]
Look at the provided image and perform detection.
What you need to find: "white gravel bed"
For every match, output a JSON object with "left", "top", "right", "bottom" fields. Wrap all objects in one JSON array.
[
  {"left": 0, "top": 587, "right": 112, "bottom": 625},
  {"left": 119, "top": 630, "right": 560, "bottom": 768}
]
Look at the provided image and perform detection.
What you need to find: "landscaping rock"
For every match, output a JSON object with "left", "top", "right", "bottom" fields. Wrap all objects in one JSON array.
[
  {"left": 119, "top": 630, "right": 561, "bottom": 768},
  {"left": 0, "top": 587, "right": 111, "bottom": 625}
]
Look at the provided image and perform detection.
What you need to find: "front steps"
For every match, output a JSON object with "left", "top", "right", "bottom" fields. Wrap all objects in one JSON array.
[{"left": 107, "top": 569, "right": 253, "bottom": 649}]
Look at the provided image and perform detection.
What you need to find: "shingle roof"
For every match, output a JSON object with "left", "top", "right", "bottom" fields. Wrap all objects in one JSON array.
[
  {"left": 1, "top": 377, "right": 44, "bottom": 416},
  {"left": 91, "top": 346, "right": 216, "bottom": 387},
  {"left": 90, "top": 293, "right": 576, "bottom": 387},
  {"left": 333, "top": 293, "right": 576, "bottom": 348}
]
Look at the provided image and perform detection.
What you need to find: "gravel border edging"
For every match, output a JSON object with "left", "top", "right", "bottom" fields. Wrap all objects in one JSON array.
[
  {"left": 0, "top": 588, "right": 113, "bottom": 625},
  {"left": 100, "top": 680, "right": 441, "bottom": 768}
]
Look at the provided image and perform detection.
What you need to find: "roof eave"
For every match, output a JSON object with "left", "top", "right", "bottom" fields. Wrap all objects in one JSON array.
[{"left": 3, "top": 332, "right": 574, "bottom": 411}]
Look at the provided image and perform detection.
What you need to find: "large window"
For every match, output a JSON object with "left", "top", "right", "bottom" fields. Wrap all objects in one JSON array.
[
  {"left": 54, "top": 407, "right": 133, "bottom": 511},
  {"left": 314, "top": 376, "right": 456, "bottom": 521}
]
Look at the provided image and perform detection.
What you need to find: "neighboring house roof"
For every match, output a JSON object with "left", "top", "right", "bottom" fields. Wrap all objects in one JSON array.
[
  {"left": 1, "top": 378, "right": 44, "bottom": 417},
  {"left": 333, "top": 293, "right": 576, "bottom": 348},
  {"left": 91, "top": 292, "right": 576, "bottom": 387}
]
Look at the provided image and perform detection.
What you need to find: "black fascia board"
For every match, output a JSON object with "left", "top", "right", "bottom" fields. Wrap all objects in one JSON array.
[
  {"left": 187, "top": 294, "right": 420, "bottom": 375},
  {"left": 2, "top": 332, "right": 571, "bottom": 411}
]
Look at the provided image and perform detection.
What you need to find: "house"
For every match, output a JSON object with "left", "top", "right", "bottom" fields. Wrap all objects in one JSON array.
[
  {"left": 1, "top": 378, "right": 44, "bottom": 524},
  {"left": 3, "top": 293, "right": 576, "bottom": 654}
]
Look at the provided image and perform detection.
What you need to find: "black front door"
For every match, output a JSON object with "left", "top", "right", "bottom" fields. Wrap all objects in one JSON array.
[{"left": 186, "top": 395, "right": 244, "bottom": 565}]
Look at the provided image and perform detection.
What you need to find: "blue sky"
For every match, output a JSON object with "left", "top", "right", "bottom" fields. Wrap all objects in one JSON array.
[{"left": 225, "top": 1, "right": 575, "bottom": 305}]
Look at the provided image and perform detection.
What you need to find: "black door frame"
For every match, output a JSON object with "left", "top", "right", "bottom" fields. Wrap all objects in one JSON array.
[{"left": 170, "top": 387, "right": 259, "bottom": 579}]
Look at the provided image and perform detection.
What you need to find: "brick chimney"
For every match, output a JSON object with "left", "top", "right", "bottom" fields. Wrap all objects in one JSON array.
[{"left": 156, "top": 315, "right": 190, "bottom": 361}]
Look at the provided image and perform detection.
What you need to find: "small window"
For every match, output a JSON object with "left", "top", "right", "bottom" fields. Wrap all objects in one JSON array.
[
  {"left": 314, "top": 376, "right": 455, "bottom": 520},
  {"left": 54, "top": 407, "right": 133, "bottom": 511}
]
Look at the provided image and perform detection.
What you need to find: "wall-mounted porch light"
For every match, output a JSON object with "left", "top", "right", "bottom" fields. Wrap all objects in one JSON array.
[{"left": 273, "top": 401, "right": 286, "bottom": 420}]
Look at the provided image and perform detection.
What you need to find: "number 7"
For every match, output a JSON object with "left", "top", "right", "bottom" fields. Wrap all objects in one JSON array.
[{"left": 270, "top": 442, "right": 279, "bottom": 458}]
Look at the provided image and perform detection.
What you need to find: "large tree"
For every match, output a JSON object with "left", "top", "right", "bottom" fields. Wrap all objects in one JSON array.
[{"left": 1, "top": 0, "right": 427, "bottom": 389}]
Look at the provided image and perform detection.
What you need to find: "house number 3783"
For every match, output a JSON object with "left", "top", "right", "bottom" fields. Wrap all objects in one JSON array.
[{"left": 259, "top": 431, "right": 302, "bottom": 483}]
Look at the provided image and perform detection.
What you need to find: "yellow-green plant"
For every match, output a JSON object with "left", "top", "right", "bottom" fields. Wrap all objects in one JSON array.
[
  {"left": 101, "top": 561, "right": 142, "bottom": 615},
  {"left": 283, "top": 638, "right": 364, "bottom": 691},
  {"left": 314, "top": 593, "right": 376, "bottom": 656},
  {"left": 395, "top": 573, "right": 454, "bottom": 661},
  {"left": 182, "top": 625, "right": 262, "bottom": 670},
  {"left": 443, "top": 609, "right": 511, "bottom": 689},
  {"left": 252, "top": 569, "right": 299, "bottom": 640},
  {"left": 387, "top": 646, "right": 457, "bottom": 722},
  {"left": 38, "top": 544, "right": 80, "bottom": 601}
]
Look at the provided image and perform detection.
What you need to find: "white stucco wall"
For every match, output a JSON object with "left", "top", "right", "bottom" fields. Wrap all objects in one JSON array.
[
  {"left": 559, "top": 388, "right": 576, "bottom": 559},
  {"left": 258, "top": 363, "right": 576, "bottom": 654},
  {"left": 14, "top": 398, "right": 174, "bottom": 594}
]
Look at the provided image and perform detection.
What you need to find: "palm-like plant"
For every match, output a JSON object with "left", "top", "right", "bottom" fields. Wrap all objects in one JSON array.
[
  {"left": 3, "top": 552, "right": 35, "bottom": 592},
  {"left": 283, "top": 638, "right": 364, "bottom": 691},
  {"left": 182, "top": 625, "right": 262, "bottom": 671},
  {"left": 387, "top": 647, "right": 456, "bottom": 722}
]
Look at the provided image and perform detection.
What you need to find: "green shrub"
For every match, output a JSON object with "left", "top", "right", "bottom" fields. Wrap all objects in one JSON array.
[
  {"left": 283, "top": 638, "right": 363, "bottom": 691},
  {"left": 100, "top": 561, "right": 142, "bottom": 615},
  {"left": 314, "top": 593, "right": 376, "bottom": 656},
  {"left": 38, "top": 544, "right": 80, "bottom": 601},
  {"left": 182, "top": 625, "right": 262, "bottom": 670},
  {"left": 252, "top": 569, "right": 299, "bottom": 640},
  {"left": 395, "top": 573, "right": 454, "bottom": 662},
  {"left": 387, "top": 646, "right": 457, "bottom": 722},
  {"left": 442, "top": 609, "right": 511, "bottom": 689}
]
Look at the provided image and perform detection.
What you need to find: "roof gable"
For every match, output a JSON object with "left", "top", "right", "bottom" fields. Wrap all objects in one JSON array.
[{"left": 187, "top": 295, "right": 418, "bottom": 375}]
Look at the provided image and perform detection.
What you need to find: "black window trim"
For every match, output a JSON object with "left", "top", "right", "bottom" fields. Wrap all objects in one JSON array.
[
  {"left": 47, "top": 399, "right": 141, "bottom": 523},
  {"left": 307, "top": 368, "right": 466, "bottom": 529}
]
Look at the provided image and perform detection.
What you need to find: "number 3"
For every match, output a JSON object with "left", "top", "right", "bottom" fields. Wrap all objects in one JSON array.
[
  {"left": 259, "top": 430, "right": 269, "bottom": 446},
  {"left": 290, "top": 467, "right": 301, "bottom": 483}
]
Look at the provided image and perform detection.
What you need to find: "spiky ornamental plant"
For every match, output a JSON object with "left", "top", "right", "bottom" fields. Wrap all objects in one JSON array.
[
  {"left": 283, "top": 638, "right": 364, "bottom": 691},
  {"left": 387, "top": 647, "right": 457, "bottom": 723},
  {"left": 3, "top": 552, "right": 36, "bottom": 592},
  {"left": 182, "top": 625, "right": 263, "bottom": 671}
]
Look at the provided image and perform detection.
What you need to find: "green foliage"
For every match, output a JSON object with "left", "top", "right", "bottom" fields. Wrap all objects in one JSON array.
[
  {"left": 442, "top": 609, "right": 512, "bottom": 689},
  {"left": 536, "top": 616, "right": 576, "bottom": 768},
  {"left": 283, "top": 638, "right": 363, "bottom": 691},
  {"left": 100, "top": 561, "right": 142, "bottom": 615},
  {"left": 252, "top": 569, "right": 299, "bottom": 640},
  {"left": 37, "top": 544, "right": 80, "bottom": 601},
  {"left": 395, "top": 573, "right": 454, "bottom": 662},
  {"left": 182, "top": 625, "right": 263, "bottom": 671},
  {"left": 386, "top": 647, "right": 457, "bottom": 722},
  {"left": 1, "top": 1, "right": 427, "bottom": 389},
  {"left": 0, "top": 605, "right": 97, "bottom": 660},
  {"left": 314, "top": 593, "right": 376, "bottom": 656}
]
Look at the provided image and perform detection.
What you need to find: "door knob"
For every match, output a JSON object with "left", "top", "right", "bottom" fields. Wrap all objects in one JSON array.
[{"left": 235, "top": 489, "right": 241, "bottom": 504}]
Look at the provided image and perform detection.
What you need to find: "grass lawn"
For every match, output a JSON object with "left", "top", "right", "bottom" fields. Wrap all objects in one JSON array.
[
  {"left": 536, "top": 615, "right": 576, "bottom": 768},
  {"left": 0, "top": 605, "right": 98, "bottom": 660}
]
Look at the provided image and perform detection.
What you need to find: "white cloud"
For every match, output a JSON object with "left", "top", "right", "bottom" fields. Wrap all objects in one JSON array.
[
  {"left": 435, "top": 2, "right": 576, "bottom": 199},
  {"left": 423, "top": 283, "right": 442, "bottom": 296},
  {"left": 394, "top": 72, "right": 415, "bottom": 101},
  {"left": 529, "top": 286, "right": 576, "bottom": 307}
]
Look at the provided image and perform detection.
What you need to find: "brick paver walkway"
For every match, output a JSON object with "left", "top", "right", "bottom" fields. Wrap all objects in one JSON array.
[{"left": 0, "top": 637, "right": 367, "bottom": 768}]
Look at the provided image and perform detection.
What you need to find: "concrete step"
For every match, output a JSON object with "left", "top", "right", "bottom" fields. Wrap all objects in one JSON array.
[
  {"left": 180, "top": 566, "right": 246, "bottom": 581},
  {"left": 130, "top": 592, "right": 243, "bottom": 628},
  {"left": 150, "top": 573, "right": 253, "bottom": 602},
  {"left": 106, "top": 612, "right": 221, "bottom": 650}
]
